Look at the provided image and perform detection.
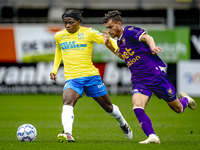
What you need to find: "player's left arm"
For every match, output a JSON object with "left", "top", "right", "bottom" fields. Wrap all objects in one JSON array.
[
  {"left": 102, "top": 30, "right": 123, "bottom": 59},
  {"left": 140, "top": 34, "right": 163, "bottom": 55}
]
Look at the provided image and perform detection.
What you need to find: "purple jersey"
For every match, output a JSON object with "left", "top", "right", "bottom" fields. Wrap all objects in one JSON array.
[{"left": 117, "top": 26, "right": 166, "bottom": 83}]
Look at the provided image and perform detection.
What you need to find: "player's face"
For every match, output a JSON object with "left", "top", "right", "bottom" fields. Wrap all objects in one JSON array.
[
  {"left": 63, "top": 17, "right": 80, "bottom": 33},
  {"left": 105, "top": 19, "right": 122, "bottom": 38}
]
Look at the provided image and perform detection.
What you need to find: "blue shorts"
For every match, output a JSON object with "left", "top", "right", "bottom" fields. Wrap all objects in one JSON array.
[
  {"left": 132, "top": 71, "right": 177, "bottom": 102},
  {"left": 63, "top": 75, "right": 107, "bottom": 97}
]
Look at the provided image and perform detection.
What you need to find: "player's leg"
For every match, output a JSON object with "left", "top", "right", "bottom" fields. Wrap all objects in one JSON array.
[
  {"left": 93, "top": 94, "right": 132, "bottom": 140},
  {"left": 152, "top": 71, "right": 196, "bottom": 113},
  {"left": 167, "top": 92, "right": 197, "bottom": 113},
  {"left": 84, "top": 75, "right": 132, "bottom": 139},
  {"left": 58, "top": 89, "right": 80, "bottom": 143},
  {"left": 62, "top": 88, "right": 80, "bottom": 134},
  {"left": 58, "top": 80, "right": 83, "bottom": 143},
  {"left": 180, "top": 92, "right": 197, "bottom": 110},
  {"left": 132, "top": 92, "right": 160, "bottom": 144}
]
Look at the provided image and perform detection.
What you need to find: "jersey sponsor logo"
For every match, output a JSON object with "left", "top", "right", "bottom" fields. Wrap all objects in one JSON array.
[
  {"left": 121, "top": 48, "right": 141, "bottom": 67},
  {"left": 60, "top": 41, "right": 87, "bottom": 51},
  {"left": 97, "top": 83, "right": 105, "bottom": 88}
]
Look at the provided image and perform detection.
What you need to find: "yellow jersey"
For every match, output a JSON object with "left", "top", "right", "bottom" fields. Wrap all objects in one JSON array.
[{"left": 51, "top": 26, "right": 118, "bottom": 80}]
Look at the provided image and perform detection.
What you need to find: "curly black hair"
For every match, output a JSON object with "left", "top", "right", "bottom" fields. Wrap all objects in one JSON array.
[
  {"left": 62, "top": 9, "right": 83, "bottom": 23},
  {"left": 102, "top": 10, "right": 122, "bottom": 24}
]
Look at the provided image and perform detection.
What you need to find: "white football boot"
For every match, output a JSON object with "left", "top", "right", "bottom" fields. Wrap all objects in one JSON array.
[
  {"left": 57, "top": 133, "right": 75, "bottom": 143},
  {"left": 180, "top": 92, "right": 197, "bottom": 110},
  {"left": 139, "top": 134, "right": 160, "bottom": 144},
  {"left": 120, "top": 123, "right": 133, "bottom": 140}
]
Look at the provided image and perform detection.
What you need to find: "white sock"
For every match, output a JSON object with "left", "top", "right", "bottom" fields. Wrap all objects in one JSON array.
[
  {"left": 61, "top": 105, "right": 74, "bottom": 135},
  {"left": 108, "top": 104, "right": 126, "bottom": 126}
]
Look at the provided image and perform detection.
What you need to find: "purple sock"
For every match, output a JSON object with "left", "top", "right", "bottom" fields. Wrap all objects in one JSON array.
[
  {"left": 134, "top": 108, "right": 155, "bottom": 137},
  {"left": 179, "top": 97, "right": 189, "bottom": 113}
]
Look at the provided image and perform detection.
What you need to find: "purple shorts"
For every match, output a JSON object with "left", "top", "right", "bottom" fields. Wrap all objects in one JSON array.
[{"left": 132, "top": 71, "right": 177, "bottom": 102}]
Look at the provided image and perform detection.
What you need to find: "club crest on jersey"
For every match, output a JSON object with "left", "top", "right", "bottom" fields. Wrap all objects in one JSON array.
[
  {"left": 122, "top": 38, "right": 125, "bottom": 44},
  {"left": 128, "top": 27, "right": 134, "bottom": 30},
  {"left": 78, "top": 33, "right": 84, "bottom": 39},
  {"left": 167, "top": 88, "right": 173, "bottom": 96}
]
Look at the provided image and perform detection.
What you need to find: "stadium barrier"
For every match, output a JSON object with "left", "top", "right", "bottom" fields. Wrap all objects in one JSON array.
[{"left": 0, "top": 24, "right": 199, "bottom": 95}]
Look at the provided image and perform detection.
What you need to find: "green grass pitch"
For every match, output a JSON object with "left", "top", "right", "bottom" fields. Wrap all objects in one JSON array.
[{"left": 0, "top": 94, "right": 200, "bottom": 150}]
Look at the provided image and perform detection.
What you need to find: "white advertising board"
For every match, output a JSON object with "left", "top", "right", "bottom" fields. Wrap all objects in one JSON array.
[
  {"left": 177, "top": 60, "right": 200, "bottom": 97},
  {"left": 14, "top": 25, "right": 63, "bottom": 63}
]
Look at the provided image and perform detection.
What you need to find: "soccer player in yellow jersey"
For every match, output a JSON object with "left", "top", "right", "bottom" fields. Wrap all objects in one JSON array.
[{"left": 50, "top": 9, "right": 132, "bottom": 142}]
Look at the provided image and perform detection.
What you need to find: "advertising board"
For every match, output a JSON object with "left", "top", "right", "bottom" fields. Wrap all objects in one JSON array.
[{"left": 177, "top": 60, "right": 200, "bottom": 97}]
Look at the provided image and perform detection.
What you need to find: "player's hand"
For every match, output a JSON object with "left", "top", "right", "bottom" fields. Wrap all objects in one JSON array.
[
  {"left": 102, "top": 30, "right": 110, "bottom": 45},
  {"left": 115, "top": 49, "right": 121, "bottom": 55},
  {"left": 50, "top": 72, "right": 57, "bottom": 81},
  {"left": 151, "top": 47, "right": 163, "bottom": 55}
]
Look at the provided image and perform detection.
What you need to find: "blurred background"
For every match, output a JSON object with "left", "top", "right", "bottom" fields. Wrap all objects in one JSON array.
[{"left": 0, "top": 0, "right": 199, "bottom": 96}]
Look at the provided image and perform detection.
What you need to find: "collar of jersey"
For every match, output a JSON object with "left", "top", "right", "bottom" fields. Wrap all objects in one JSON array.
[{"left": 118, "top": 28, "right": 124, "bottom": 40}]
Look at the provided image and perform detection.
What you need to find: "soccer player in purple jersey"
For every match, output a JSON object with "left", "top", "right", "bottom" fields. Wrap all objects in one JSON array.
[{"left": 102, "top": 10, "right": 197, "bottom": 144}]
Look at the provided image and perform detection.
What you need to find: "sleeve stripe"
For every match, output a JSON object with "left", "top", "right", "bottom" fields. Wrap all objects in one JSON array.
[{"left": 139, "top": 31, "right": 146, "bottom": 42}]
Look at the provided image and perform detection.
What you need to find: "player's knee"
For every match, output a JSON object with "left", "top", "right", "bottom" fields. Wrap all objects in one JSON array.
[
  {"left": 62, "top": 96, "right": 75, "bottom": 106},
  {"left": 133, "top": 104, "right": 143, "bottom": 108},
  {"left": 63, "top": 99, "right": 72, "bottom": 105}
]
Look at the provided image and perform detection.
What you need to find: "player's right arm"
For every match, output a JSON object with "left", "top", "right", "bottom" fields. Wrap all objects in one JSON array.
[
  {"left": 102, "top": 30, "right": 123, "bottom": 60},
  {"left": 50, "top": 36, "right": 62, "bottom": 81}
]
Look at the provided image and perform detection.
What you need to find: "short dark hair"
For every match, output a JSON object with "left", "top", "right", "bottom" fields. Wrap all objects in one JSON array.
[
  {"left": 102, "top": 10, "right": 122, "bottom": 24},
  {"left": 62, "top": 9, "right": 83, "bottom": 23}
]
